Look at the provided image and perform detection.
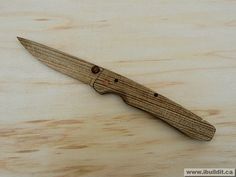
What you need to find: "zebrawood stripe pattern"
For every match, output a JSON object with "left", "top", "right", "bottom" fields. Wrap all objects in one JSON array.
[
  {"left": 18, "top": 37, "right": 216, "bottom": 141},
  {"left": 93, "top": 69, "right": 216, "bottom": 141},
  {"left": 17, "top": 37, "right": 99, "bottom": 85}
]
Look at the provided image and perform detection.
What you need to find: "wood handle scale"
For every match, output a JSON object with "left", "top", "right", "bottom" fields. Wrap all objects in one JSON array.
[{"left": 92, "top": 67, "right": 216, "bottom": 141}]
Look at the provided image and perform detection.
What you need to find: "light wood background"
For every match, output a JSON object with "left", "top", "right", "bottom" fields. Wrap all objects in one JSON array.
[{"left": 0, "top": 0, "right": 236, "bottom": 177}]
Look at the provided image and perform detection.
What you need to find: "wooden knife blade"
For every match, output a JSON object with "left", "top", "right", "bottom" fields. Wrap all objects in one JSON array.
[{"left": 17, "top": 37, "right": 216, "bottom": 141}]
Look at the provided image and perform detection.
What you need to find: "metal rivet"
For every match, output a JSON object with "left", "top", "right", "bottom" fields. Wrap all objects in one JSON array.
[
  {"left": 91, "top": 65, "right": 100, "bottom": 74},
  {"left": 114, "top": 78, "right": 118, "bottom": 83},
  {"left": 154, "top": 93, "right": 158, "bottom": 97}
]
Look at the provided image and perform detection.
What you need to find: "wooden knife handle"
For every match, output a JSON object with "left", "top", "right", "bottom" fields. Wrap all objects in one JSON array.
[{"left": 92, "top": 68, "right": 216, "bottom": 141}]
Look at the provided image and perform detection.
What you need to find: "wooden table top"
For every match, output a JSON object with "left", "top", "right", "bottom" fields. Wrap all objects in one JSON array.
[{"left": 0, "top": 1, "right": 236, "bottom": 176}]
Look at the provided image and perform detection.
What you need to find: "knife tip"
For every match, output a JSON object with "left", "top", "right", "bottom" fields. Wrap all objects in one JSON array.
[
  {"left": 17, "top": 37, "right": 30, "bottom": 47},
  {"left": 17, "top": 36, "right": 24, "bottom": 42}
]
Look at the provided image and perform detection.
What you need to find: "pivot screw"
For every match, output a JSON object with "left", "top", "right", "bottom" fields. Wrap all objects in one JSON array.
[{"left": 91, "top": 65, "right": 100, "bottom": 74}]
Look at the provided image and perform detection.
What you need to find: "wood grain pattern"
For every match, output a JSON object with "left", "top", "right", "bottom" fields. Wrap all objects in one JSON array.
[
  {"left": 17, "top": 37, "right": 215, "bottom": 140},
  {"left": 1, "top": 0, "right": 236, "bottom": 177},
  {"left": 93, "top": 68, "right": 215, "bottom": 140},
  {"left": 17, "top": 37, "right": 98, "bottom": 85}
]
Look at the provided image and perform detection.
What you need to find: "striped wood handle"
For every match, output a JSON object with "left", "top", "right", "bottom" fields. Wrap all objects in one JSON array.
[{"left": 92, "top": 68, "right": 216, "bottom": 141}]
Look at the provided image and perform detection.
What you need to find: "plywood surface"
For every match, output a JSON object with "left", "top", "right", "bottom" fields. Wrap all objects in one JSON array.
[{"left": 0, "top": 0, "right": 236, "bottom": 176}]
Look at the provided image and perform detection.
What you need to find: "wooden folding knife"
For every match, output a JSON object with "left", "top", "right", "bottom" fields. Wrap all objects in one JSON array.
[{"left": 17, "top": 37, "right": 216, "bottom": 141}]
